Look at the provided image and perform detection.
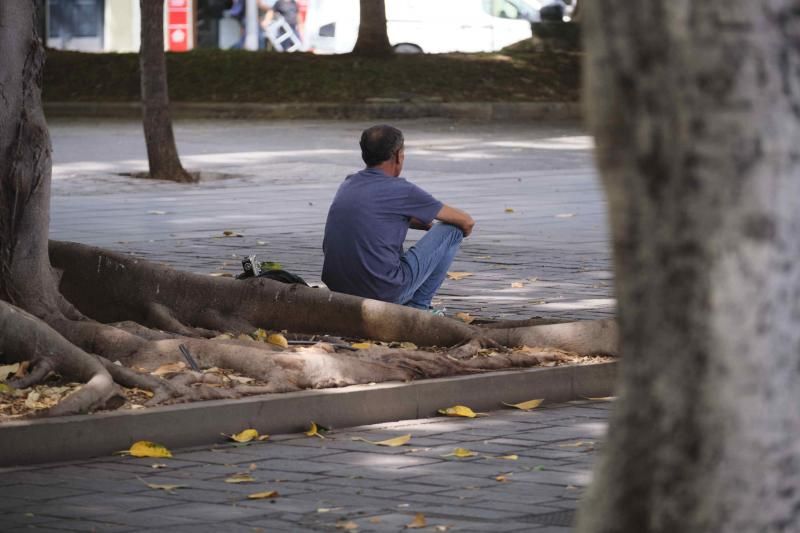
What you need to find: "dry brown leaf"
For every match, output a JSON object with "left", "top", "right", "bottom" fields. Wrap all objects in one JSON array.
[
  {"left": 446, "top": 271, "right": 473, "bottom": 281},
  {"left": 352, "top": 434, "right": 411, "bottom": 447},
  {"left": 151, "top": 362, "right": 187, "bottom": 377},
  {"left": 145, "top": 482, "right": 185, "bottom": 492},
  {"left": 225, "top": 473, "right": 256, "bottom": 484},
  {"left": 455, "top": 312, "right": 475, "bottom": 324},
  {"left": 247, "top": 490, "right": 279, "bottom": 500},
  {"left": 228, "top": 375, "right": 255, "bottom": 384},
  {"left": 406, "top": 513, "right": 427, "bottom": 529},
  {"left": 502, "top": 399, "right": 544, "bottom": 411},
  {"left": 0, "top": 363, "right": 20, "bottom": 381}
]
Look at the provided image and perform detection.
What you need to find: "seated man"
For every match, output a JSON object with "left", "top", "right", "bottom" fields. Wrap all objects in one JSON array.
[{"left": 322, "top": 125, "right": 475, "bottom": 311}]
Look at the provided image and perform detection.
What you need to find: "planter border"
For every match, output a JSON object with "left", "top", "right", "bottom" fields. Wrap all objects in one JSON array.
[
  {"left": 43, "top": 101, "right": 581, "bottom": 121},
  {"left": 0, "top": 361, "right": 615, "bottom": 467}
]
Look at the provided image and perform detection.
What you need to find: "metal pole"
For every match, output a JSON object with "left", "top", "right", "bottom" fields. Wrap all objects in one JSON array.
[{"left": 244, "top": 0, "right": 259, "bottom": 50}]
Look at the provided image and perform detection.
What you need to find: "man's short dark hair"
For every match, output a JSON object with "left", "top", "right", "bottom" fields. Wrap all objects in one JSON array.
[{"left": 360, "top": 125, "right": 404, "bottom": 167}]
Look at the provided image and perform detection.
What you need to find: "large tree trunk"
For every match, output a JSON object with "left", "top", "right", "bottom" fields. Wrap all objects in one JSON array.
[
  {"left": 139, "top": 0, "right": 195, "bottom": 183},
  {"left": 352, "top": 0, "right": 393, "bottom": 56},
  {"left": 578, "top": 1, "right": 800, "bottom": 532}
]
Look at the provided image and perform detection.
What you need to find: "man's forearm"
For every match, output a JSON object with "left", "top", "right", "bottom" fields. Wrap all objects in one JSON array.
[{"left": 435, "top": 204, "right": 475, "bottom": 237}]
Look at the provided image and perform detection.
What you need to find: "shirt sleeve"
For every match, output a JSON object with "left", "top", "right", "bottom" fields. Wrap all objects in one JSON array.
[{"left": 402, "top": 182, "right": 443, "bottom": 225}]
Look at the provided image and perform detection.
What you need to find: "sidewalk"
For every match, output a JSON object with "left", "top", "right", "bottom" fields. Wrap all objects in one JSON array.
[{"left": 0, "top": 400, "right": 610, "bottom": 532}]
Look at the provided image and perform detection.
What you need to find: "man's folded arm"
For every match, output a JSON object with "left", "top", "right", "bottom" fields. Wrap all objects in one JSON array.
[{"left": 435, "top": 204, "right": 475, "bottom": 237}]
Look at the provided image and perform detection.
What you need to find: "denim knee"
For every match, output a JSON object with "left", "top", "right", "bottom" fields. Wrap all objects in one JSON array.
[{"left": 437, "top": 223, "right": 464, "bottom": 243}]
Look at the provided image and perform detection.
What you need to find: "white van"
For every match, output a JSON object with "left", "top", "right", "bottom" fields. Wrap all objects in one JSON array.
[{"left": 304, "top": 0, "right": 534, "bottom": 54}]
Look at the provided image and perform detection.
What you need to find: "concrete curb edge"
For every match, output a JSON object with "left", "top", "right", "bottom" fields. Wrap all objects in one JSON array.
[
  {"left": 0, "top": 362, "right": 615, "bottom": 467},
  {"left": 43, "top": 101, "right": 582, "bottom": 121}
]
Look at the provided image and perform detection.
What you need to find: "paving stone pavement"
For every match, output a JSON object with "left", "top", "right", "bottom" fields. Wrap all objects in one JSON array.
[
  {"left": 12, "top": 118, "right": 619, "bottom": 531},
  {"left": 48, "top": 118, "right": 615, "bottom": 322},
  {"left": 0, "top": 400, "right": 611, "bottom": 532}
]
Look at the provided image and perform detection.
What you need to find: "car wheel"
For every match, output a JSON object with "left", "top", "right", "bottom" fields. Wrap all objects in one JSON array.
[{"left": 393, "top": 43, "right": 423, "bottom": 54}]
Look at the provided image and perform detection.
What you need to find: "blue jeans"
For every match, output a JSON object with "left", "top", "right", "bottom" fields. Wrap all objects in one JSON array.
[{"left": 394, "top": 223, "right": 463, "bottom": 309}]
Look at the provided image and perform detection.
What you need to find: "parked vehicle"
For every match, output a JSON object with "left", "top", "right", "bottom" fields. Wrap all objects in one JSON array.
[{"left": 305, "top": 0, "right": 534, "bottom": 54}]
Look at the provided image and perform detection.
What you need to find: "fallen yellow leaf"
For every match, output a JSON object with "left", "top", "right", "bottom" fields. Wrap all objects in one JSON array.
[
  {"left": 369, "top": 517, "right": 382, "bottom": 524},
  {"left": 502, "top": 399, "right": 544, "bottom": 411},
  {"left": 443, "top": 448, "right": 477, "bottom": 458},
  {"left": 0, "top": 383, "right": 13, "bottom": 394},
  {"left": 407, "top": 513, "right": 427, "bottom": 529},
  {"left": 252, "top": 329, "right": 268, "bottom": 341},
  {"left": 399, "top": 341, "right": 418, "bottom": 350},
  {"left": 267, "top": 333, "right": 289, "bottom": 349},
  {"left": 336, "top": 521, "right": 359, "bottom": 530},
  {"left": 351, "top": 342, "right": 372, "bottom": 350},
  {"left": 558, "top": 441, "right": 594, "bottom": 448},
  {"left": 352, "top": 434, "right": 411, "bottom": 447},
  {"left": 495, "top": 474, "right": 510, "bottom": 482},
  {"left": 247, "top": 490, "right": 279, "bottom": 500},
  {"left": 511, "top": 281, "right": 524, "bottom": 288},
  {"left": 438, "top": 405, "right": 484, "bottom": 418},
  {"left": 225, "top": 473, "right": 256, "bottom": 484},
  {"left": 225, "top": 429, "right": 260, "bottom": 443},
  {"left": 446, "top": 271, "right": 473, "bottom": 281},
  {"left": 305, "top": 421, "right": 326, "bottom": 439},
  {"left": 498, "top": 454, "right": 519, "bottom": 460},
  {"left": 505, "top": 207, "right": 515, "bottom": 213},
  {"left": 126, "top": 441, "right": 172, "bottom": 458},
  {"left": 587, "top": 396, "right": 617, "bottom": 401},
  {"left": 455, "top": 312, "right": 475, "bottom": 324},
  {"left": 145, "top": 482, "right": 185, "bottom": 492}
]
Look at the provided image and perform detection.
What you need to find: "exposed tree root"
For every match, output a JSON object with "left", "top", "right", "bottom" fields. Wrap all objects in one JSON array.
[{"left": 49, "top": 240, "right": 619, "bottom": 355}]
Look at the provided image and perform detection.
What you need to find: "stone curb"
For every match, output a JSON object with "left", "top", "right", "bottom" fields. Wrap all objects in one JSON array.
[
  {"left": 43, "top": 101, "right": 582, "bottom": 121},
  {"left": 0, "top": 362, "right": 615, "bottom": 467}
]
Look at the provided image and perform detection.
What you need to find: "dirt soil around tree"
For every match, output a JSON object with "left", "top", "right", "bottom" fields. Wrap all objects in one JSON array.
[{"left": 43, "top": 47, "right": 581, "bottom": 104}]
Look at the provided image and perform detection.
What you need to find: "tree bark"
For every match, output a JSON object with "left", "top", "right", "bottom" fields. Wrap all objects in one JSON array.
[
  {"left": 0, "top": 1, "right": 66, "bottom": 319},
  {"left": 352, "top": 0, "right": 393, "bottom": 56},
  {"left": 139, "top": 0, "right": 195, "bottom": 183},
  {"left": 578, "top": 1, "right": 800, "bottom": 532}
]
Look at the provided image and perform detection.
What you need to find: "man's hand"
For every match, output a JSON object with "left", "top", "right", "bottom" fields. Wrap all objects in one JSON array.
[
  {"left": 435, "top": 204, "right": 475, "bottom": 237},
  {"left": 409, "top": 217, "right": 433, "bottom": 231}
]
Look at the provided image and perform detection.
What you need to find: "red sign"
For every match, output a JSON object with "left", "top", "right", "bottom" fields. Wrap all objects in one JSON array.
[{"left": 167, "top": 0, "right": 193, "bottom": 52}]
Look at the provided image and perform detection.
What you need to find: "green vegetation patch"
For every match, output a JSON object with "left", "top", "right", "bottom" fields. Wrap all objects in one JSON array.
[{"left": 43, "top": 48, "right": 580, "bottom": 103}]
